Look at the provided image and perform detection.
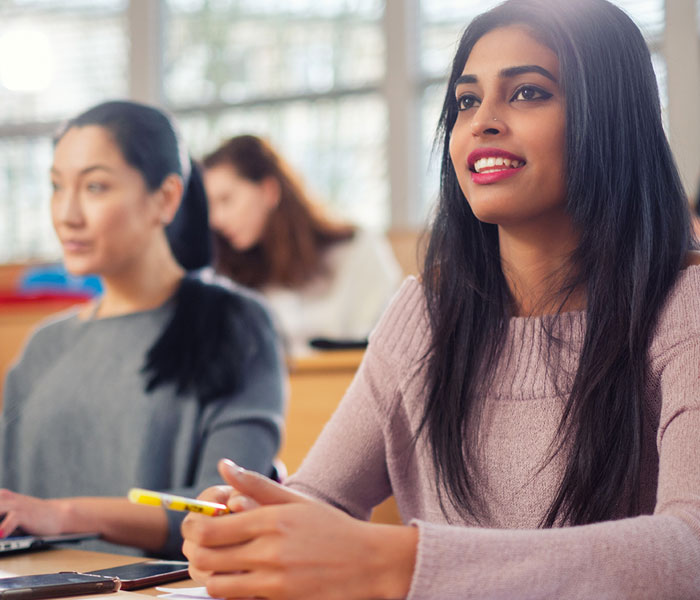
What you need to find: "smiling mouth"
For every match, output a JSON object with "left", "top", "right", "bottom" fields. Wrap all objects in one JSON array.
[{"left": 471, "top": 156, "right": 525, "bottom": 174}]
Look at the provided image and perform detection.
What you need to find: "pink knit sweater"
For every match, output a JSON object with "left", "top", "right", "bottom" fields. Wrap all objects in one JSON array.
[{"left": 286, "top": 268, "right": 700, "bottom": 599}]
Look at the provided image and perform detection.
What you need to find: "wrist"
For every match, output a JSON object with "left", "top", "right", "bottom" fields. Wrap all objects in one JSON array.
[
  {"left": 47, "top": 498, "right": 75, "bottom": 534},
  {"left": 362, "top": 522, "right": 418, "bottom": 599}
]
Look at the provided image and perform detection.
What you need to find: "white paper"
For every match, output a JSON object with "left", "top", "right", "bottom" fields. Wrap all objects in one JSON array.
[
  {"left": 156, "top": 585, "right": 221, "bottom": 600},
  {"left": 0, "top": 570, "right": 19, "bottom": 578}
]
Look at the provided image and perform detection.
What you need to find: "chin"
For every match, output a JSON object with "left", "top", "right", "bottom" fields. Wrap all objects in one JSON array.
[
  {"left": 62, "top": 258, "right": 100, "bottom": 277},
  {"left": 467, "top": 205, "right": 509, "bottom": 225},
  {"left": 231, "top": 238, "right": 256, "bottom": 252}
]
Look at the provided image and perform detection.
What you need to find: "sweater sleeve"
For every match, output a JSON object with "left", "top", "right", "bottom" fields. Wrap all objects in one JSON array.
[
  {"left": 161, "top": 295, "right": 286, "bottom": 557},
  {"left": 406, "top": 336, "right": 700, "bottom": 598}
]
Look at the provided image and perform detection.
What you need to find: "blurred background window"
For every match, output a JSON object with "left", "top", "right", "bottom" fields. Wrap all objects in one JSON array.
[
  {"left": 0, "top": 0, "right": 128, "bottom": 263},
  {"left": 164, "top": 0, "right": 388, "bottom": 230},
  {"left": 0, "top": 0, "right": 697, "bottom": 263}
]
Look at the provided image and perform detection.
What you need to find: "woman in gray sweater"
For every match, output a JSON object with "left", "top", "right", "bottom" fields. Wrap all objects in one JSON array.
[{"left": 0, "top": 101, "right": 285, "bottom": 558}]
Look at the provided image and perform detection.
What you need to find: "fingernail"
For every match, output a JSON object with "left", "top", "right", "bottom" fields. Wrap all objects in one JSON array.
[
  {"left": 221, "top": 458, "right": 245, "bottom": 476},
  {"left": 0, "top": 530, "right": 4, "bottom": 538}
]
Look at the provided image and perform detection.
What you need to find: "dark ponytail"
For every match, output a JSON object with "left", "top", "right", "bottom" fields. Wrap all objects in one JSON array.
[
  {"left": 58, "top": 101, "right": 238, "bottom": 403},
  {"left": 165, "top": 160, "right": 212, "bottom": 271},
  {"left": 142, "top": 276, "right": 244, "bottom": 403}
]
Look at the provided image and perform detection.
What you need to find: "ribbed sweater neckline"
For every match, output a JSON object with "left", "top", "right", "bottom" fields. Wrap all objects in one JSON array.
[{"left": 488, "top": 311, "right": 587, "bottom": 400}]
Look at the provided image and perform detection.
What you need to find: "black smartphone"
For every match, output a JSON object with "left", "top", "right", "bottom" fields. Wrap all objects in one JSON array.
[
  {"left": 0, "top": 571, "right": 120, "bottom": 599},
  {"left": 85, "top": 560, "right": 189, "bottom": 590},
  {"left": 309, "top": 337, "right": 368, "bottom": 350}
]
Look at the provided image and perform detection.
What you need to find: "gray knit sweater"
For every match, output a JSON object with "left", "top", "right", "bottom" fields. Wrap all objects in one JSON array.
[
  {"left": 287, "top": 269, "right": 700, "bottom": 599},
  {"left": 1, "top": 280, "right": 285, "bottom": 558}
]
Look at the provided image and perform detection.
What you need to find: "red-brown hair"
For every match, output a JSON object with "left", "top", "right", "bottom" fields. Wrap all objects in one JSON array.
[{"left": 203, "top": 135, "right": 355, "bottom": 289}]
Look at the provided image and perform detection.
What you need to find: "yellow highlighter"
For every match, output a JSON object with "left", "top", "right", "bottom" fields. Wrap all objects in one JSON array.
[{"left": 128, "top": 488, "right": 230, "bottom": 516}]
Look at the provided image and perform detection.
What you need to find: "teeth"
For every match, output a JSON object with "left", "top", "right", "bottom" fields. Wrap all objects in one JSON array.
[{"left": 473, "top": 156, "right": 524, "bottom": 173}]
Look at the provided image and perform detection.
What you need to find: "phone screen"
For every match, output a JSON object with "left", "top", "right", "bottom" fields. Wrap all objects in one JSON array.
[{"left": 86, "top": 560, "right": 189, "bottom": 589}]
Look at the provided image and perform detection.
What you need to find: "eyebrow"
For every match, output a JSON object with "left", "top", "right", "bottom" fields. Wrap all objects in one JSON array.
[
  {"left": 454, "top": 64, "right": 558, "bottom": 88},
  {"left": 50, "top": 165, "right": 117, "bottom": 176}
]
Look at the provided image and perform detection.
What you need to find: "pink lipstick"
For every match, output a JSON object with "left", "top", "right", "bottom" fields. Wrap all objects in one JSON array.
[{"left": 467, "top": 147, "right": 526, "bottom": 185}]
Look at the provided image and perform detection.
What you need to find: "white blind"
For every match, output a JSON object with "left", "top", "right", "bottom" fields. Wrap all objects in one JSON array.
[{"left": 164, "top": 0, "right": 384, "bottom": 106}]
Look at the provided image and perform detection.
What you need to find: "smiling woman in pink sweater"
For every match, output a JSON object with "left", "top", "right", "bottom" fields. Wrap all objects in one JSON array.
[{"left": 180, "top": 1, "right": 700, "bottom": 598}]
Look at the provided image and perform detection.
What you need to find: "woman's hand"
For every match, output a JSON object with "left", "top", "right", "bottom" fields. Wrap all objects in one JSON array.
[
  {"left": 191, "top": 483, "right": 261, "bottom": 514},
  {"left": 0, "top": 489, "right": 67, "bottom": 537},
  {"left": 181, "top": 459, "right": 418, "bottom": 600}
]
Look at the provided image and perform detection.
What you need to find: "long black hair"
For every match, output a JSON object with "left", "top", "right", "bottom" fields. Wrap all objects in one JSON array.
[
  {"left": 57, "top": 101, "right": 240, "bottom": 403},
  {"left": 422, "top": 0, "right": 692, "bottom": 527}
]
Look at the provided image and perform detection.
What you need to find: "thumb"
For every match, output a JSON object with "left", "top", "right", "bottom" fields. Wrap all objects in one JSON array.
[{"left": 217, "top": 459, "right": 312, "bottom": 506}]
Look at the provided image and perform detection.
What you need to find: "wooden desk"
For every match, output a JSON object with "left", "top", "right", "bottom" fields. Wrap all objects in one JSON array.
[
  {"left": 0, "top": 548, "right": 192, "bottom": 598},
  {"left": 280, "top": 349, "right": 365, "bottom": 473}
]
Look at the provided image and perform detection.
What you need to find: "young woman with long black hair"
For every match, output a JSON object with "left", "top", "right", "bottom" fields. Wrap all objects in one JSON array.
[
  {"left": 180, "top": 1, "right": 700, "bottom": 597},
  {"left": 0, "top": 101, "right": 285, "bottom": 558}
]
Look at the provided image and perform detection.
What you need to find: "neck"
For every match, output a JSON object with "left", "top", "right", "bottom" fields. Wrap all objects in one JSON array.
[
  {"left": 96, "top": 240, "right": 185, "bottom": 318},
  {"left": 498, "top": 218, "right": 583, "bottom": 317}
]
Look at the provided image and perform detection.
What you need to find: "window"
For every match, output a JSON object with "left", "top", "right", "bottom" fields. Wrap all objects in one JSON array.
[
  {"left": 164, "top": 0, "right": 388, "bottom": 229},
  {"left": 0, "top": 0, "right": 128, "bottom": 263},
  {"left": 0, "top": 0, "right": 694, "bottom": 263}
]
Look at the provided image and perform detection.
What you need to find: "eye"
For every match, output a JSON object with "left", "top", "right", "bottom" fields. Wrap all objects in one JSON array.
[
  {"left": 50, "top": 180, "right": 61, "bottom": 193},
  {"left": 86, "top": 182, "right": 108, "bottom": 194},
  {"left": 456, "top": 93, "right": 480, "bottom": 111},
  {"left": 511, "top": 85, "right": 552, "bottom": 102}
]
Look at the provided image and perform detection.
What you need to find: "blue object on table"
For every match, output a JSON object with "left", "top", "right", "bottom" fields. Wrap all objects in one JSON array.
[{"left": 19, "top": 264, "right": 102, "bottom": 297}]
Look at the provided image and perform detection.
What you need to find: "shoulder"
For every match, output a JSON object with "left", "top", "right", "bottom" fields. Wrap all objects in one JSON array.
[
  {"left": 19, "top": 308, "right": 79, "bottom": 357},
  {"left": 7, "top": 308, "right": 80, "bottom": 382},
  {"left": 650, "top": 264, "right": 700, "bottom": 358},
  {"left": 367, "top": 275, "right": 430, "bottom": 368},
  {"left": 182, "top": 270, "right": 279, "bottom": 364},
  {"left": 186, "top": 269, "right": 274, "bottom": 329}
]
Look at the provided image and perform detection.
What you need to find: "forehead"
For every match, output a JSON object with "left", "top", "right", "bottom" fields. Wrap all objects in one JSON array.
[
  {"left": 53, "top": 125, "right": 126, "bottom": 170},
  {"left": 463, "top": 25, "right": 559, "bottom": 77},
  {"left": 204, "top": 163, "right": 247, "bottom": 189}
]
